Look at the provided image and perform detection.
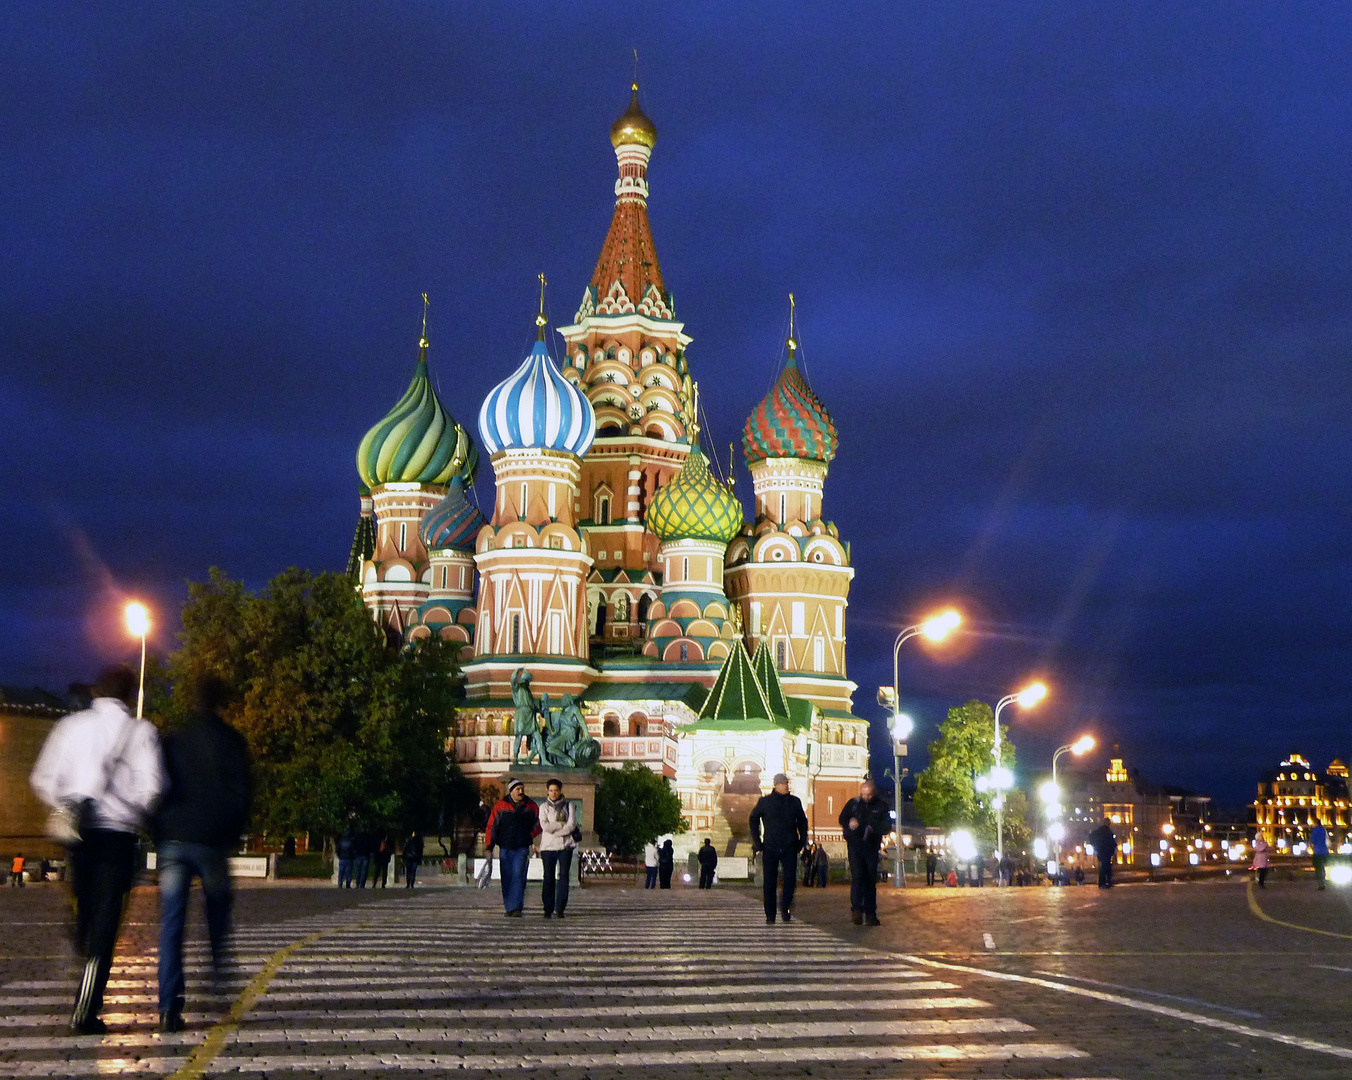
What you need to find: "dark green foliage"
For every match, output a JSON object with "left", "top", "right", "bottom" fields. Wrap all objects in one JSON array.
[
  {"left": 160, "top": 567, "right": 461, "bottom": 839},
  {"left": 593, "top": 762, "right": 687, "bottom": 857}
]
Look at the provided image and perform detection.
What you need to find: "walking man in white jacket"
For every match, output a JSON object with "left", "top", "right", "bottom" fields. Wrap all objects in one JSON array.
[
  {"left": 538, "top": 779, "right": 578, "bottom": 918},
  {"left": 31, "top": 666, "right": 163, "bottom": 1035}
]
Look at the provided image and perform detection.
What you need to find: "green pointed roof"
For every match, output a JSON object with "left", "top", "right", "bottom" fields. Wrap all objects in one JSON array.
[
  {"left": 750, "top": 642, "right": 790, "bottom": 720},
  {"left": 687, "top": 639, "right": 779, "bottom": 731}
]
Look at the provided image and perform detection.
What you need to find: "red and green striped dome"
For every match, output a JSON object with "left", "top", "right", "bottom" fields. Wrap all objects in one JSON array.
[{"left": 741, "top": 352, "right": 837, "bottom": 466}]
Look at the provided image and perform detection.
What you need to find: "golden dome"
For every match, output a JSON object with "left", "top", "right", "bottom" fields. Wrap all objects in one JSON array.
[{"left": 610, "top": 83, "right": 657, "bottom": 149}]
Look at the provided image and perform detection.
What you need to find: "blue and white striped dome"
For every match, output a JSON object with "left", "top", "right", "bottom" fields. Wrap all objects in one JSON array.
[{"left": 479, "top": 337, "right": 596, "bottom": 457}]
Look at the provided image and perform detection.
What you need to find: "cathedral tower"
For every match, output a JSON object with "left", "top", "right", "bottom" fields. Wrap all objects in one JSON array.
[
  {"left": 643, "top": 438, "right": 743, "bottom": 666},
  {"left": 726, "top": 327, "right": 856, "bottom": 715},
  {"left": 557, "top": 84, "right": 696, "bottom": 653},
  {"left": 355, "top": 322, "right": 477, "bottom": 636},
  {"left": 463, "top": 310, "right": 598, "bottom": 700}
]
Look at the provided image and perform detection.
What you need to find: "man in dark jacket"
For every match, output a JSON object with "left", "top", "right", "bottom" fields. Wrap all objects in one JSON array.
[
  {"left": 154, "top": 675, "right": 252, "bottom": 1032},
  {"left": 1088, "top": 820, "right": 1117, "bottom": 888},
  {"left": 839, "top": 778, "right": 890, "bottom": 925},
  {"left": 749, "top": 773, "right": 809, "bottom": 923},
  {"left": 697, "top": 838, "right": 718, "bottom": 889},
  {"left": 402, "top": 831, "right": 424, "bottom": 888},
  {"left": 485, "top": 777, "right": 540, "bottom": 916}
]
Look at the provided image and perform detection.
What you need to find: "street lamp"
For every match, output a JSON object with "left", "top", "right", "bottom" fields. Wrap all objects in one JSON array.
[
  {"left": 1043, "top": 734, "right": 1094, "bottom": 876},
  {"left": 125, "top": 601, "right": 151, "bottom": 719},
  {"left": 989, "top": 681, "right": 1047, "bottom": 865},
  {"left": 880, "top": 609, "right": 961, "bottom": 889}
]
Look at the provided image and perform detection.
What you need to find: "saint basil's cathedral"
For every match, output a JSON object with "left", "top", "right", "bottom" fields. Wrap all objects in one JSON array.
[{"left": 348, "top": 86, "right": 869, "bottom": 844}]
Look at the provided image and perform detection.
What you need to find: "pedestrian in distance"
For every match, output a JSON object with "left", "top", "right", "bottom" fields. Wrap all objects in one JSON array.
[
  {"left": 335, "top": 826, "right": 356, "bottom": 888},
  {"left": 372, "top": 834, "right": 394, "bottom": 888},
  {"left": 352, "top": 830, "right": 372, "bottom": 888},
  {"left": 749, "top": 772, "right": 809, "bottom": 924},
  {"left": 697, "top": 838, "right": 717, "bottom": 888},
  {"left": 402, "top": 830, "right": 424, "bottom": 889},
  {"left": 1074, "top": 865, "right": 1085, "bottom": 886},
  {"left": 643, "top": 839, "right": 659, "bottom": 889},
  {"left": 538, "top": 778, "right": 577, "bottom": 918},
  {"left": 1087, "top": 819, "right": 1117, "bottom": 888},
  {"left": 814, "top": 842, "right": 829, "bottom": 888},
  {"left": 839, "top": 778, "right": 890, "bottom": 925},
  {"left": 1250, "top": 833, "right": 1271, "bottom": 888},
  {"left": 484, "top": 778, "right": 539, "bottom": 916},
  {"left": 801, "top": 844, "right": 815, "bottom": 887},
  {"left": 925, "top": 848, "right": 938, "bottom": 886},
  {"left": 1310, "top": 819, "right": 1329, "bottom": 889},
  {"left": 30, "top": 665, "right": 164, "bottom": 1035},
  {"left": 8, "top": 853, "right": 23, "bottom": 887},
  {"left": 153, "top": 673, "right": 253, "bottom": 1033},
  {"left": 658, "top": 838, "right": 675, "bottom": 888}
]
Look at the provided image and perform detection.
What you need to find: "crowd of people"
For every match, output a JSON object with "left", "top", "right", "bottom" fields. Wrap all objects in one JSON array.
[{"left": 334, "top": 828, "right": 419, "bottom": 888}]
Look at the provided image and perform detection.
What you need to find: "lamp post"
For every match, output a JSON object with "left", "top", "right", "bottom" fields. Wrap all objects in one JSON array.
[
  {"left": 990, "top": 681, "right": 1047, "bottom": 865},
  {"left": 879, "top": 609, "right": 960, "bottom": 889},
  {"left": 1043, "top": 734, "right": 1094, "bottom": 876},
  {"left": 124, "top": 601, "right": 151, "bottom": 720}
]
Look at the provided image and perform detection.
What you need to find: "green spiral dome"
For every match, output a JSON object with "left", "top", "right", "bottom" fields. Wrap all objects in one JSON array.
[
  {"left": 357, "top": 342, "right": 477, "bottom": 488},
  {"left": 646, "top": 445, "right": 743, "bottom": 544}
]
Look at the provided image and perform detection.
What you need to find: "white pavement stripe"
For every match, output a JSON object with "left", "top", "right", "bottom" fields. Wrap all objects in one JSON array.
[
  {"left": 0, "top": 1042, "right": 1090, "bottom": 1075},
  {"left": 8, "top": 963, "right": 927, "bottom": 991},
  {"left": 906, "top": 953, "right": 1352, "bottom": 1063},
  {"left": 0, "top": 1017, "right": 1033, "bottom": 1052},
  {"left": 0, "top": 978, "right": 964, "bottom": 1009}
]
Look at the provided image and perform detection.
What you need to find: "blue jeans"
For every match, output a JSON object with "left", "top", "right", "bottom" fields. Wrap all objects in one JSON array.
[
  {"left": 352, "top": 855, "right": 369, "bottom": 888},
  {"left": 337, "top": 858, "right": 353, "bottom": 888},
  {"left": 499, "top": 847, "right": 529, "bottom": 913},
  {"left": 157, "top": 840, "right": 232, "bottom": 1014},
  {"left": 645, "top": 866, "right": 658, "bottom": 888}
]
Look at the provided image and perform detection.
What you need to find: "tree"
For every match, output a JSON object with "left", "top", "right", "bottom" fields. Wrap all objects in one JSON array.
[
  {"left": 913, "top": 699, "right": 1026, "bottom": 854},
  {"left": 593, "top": 762, "right": 687, "bottom": 857},
  {"left": 161, "top": 567, "right": 460, "bottom": 841}
]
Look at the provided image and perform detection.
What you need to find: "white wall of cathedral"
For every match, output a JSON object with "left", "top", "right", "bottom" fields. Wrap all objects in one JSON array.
[
  {"left": 486, "top": 450, "right": 582, "bottom": 528},
  {"left": 750, "top": 458, "right": 828, "bottom": 525},
  {"left": 661, "top": 538, "right": 728, "bottom": 595},
  {"left": 426, "top": 550, "right": 475, "bottom": 602},
  {"left": 472, "top": 549, "right": 591, "bottom": 660}
]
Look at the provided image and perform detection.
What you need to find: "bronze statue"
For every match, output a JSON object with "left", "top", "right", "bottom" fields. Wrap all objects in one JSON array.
[{"left": 509, "top": 668, "right": 541, "bottom": 765}]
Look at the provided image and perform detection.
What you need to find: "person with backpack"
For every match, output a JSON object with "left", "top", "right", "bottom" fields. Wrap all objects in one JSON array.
[{"left": 30, "top": 666, "right": 164, "bottom": 1035}]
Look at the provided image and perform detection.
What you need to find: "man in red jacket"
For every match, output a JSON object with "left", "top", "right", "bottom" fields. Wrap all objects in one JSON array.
[{"left": 484, "top": 778, "right": 540, "bottom": 916}]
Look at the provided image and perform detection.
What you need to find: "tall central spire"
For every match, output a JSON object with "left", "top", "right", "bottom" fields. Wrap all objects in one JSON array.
[{"left": 584, "top": 82, "right": 667, "bottom": 320}]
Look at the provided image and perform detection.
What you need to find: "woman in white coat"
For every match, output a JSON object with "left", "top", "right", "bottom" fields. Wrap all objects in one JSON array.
[
  {"left": 1251, "top": 833, "right": 1272, "bottom": 889},
  {"left": 538, "top": 778, "right": 578, "bottom": 917}
]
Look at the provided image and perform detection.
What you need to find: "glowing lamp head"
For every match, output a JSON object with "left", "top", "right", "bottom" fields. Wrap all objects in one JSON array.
[
  {"left": 950, "top": 829, "right": 977, "bottom": 862},
  {"left": 890, "top": 712, "right": 914, "bottom": 741},
  {"left": 1039, "top": 779, "right": 1061, "bottom": 803},
  {"left": 1071, "top": 735, "right": 1095, "bottom": 755},
  {"left": 1047, "top": 822, "right": 1066, "bottom": 842},
  {"left": 125, "top": 602, "right": 151, "bottom": 638},
  {"left": 920, "top": 609, "right": 961, "bottom": 642},
  {"left": 990, "top": 765, "right": 1014, "bottom": 790},
  {"left": 1016, "top": 682, "right": 1048, "bottom": 708}
]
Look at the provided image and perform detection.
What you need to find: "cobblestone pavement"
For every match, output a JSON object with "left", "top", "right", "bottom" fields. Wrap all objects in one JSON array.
[
  {"left": 1, "top": 875, "right": 1349, "bottom": 1078},
  {"left": 792, "top": 874, "right": 1352, "bottom": 1078},
  {"left": 0, "top": 881, "right": 1109, "bottom": 1079}
]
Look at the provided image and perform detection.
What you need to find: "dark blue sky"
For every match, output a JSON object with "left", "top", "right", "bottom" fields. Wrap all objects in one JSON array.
[{"left": 2, "top": 3, "right": 1349, "bottom": 804}]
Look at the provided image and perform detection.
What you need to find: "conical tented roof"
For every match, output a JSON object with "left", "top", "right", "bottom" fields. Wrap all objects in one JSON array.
[
  {"left": 695, "top": 639, "right": 777, "bottom": 728},
  {"left": 750, "top": 642, "right": 791, "bottom": 723}
]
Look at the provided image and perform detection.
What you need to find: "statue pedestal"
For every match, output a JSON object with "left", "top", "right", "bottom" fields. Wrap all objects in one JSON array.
[{"left": 510, "top": 765, "right": 603, "bottom": 850}]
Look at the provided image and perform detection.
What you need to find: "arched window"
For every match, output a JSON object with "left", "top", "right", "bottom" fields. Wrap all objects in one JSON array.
[
  {"left": 679, "top": 642, "right": 689, "bottom": 662},
  {"left": 602, "top": 718, "right": 619, "bottom": 737},
  {"left": 629, "top": 714, "right": 645, "bottom": 736},
  {"left": 776, "top": 639, "right": 786, "bottom": 670},
  {"left": 599, "top": 498, "right": 610, "bottom": 525},
  {"left": 637, "top": 593, "right": 652, "bottom": 626}
]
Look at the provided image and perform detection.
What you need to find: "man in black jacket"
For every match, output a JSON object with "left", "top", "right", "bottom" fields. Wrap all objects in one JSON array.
[
  {"left": 749, "top": 773, "right": 809, "bottom": 923},
  {"left": 839, "top": 778, "right": 890, "bottom": 925},
  {"left": 696, "top": 838, "right": 718, "bottom": 889},
  {"left": 154, "top": 675, "right": 252, "bottom": 1032}
]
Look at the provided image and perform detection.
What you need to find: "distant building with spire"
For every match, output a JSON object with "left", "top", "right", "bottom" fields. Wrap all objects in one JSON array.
[{"left": 347, "top": 85, "right": 869, "bottom": 844}]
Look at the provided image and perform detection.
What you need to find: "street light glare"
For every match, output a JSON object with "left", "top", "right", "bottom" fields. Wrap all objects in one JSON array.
[
  {"left": 1016, "top": 681, "right": 1048, "bottom": 707},
  {"left": 125, "top": 601, "right": 151, "bottom": 638},
  {"left": 890, "top": 712, "right": 914, "bottom": 741},
  {"left": 1039, "top": 779, "right": 1060, "bottom": 803},
  {"left": 1071, "top": 735, "right": 1095, "bottom": 755},
  {"left": 920, "top": 609, "right": 962, "bottom": 641}
]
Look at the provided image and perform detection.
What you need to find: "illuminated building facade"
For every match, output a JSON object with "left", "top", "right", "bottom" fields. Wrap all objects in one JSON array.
[
  {"left": 1254, "top": 755, "right": 1350, "bottom": 852},
  {"left": 347, "top": 86, "right": 870, "bottom": 843}
]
